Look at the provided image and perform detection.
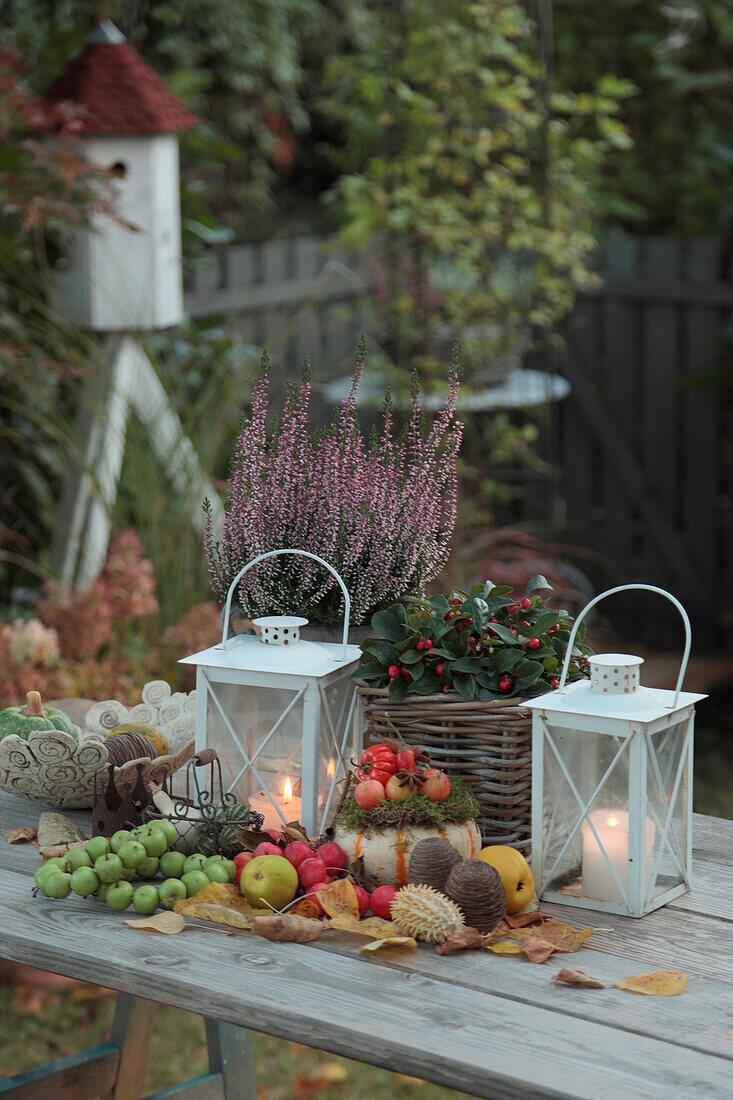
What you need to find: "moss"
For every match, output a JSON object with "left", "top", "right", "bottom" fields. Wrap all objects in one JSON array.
[{"left": 334, "top": 778, "right": 479, "bottom": 834}]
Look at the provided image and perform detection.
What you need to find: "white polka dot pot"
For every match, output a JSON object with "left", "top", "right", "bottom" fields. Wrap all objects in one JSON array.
[{"left": 252, "top": 615, "right": 309, "bottom": 646}]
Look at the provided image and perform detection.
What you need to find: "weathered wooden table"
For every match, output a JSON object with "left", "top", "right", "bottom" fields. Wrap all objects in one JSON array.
[{"left": 0, "top": 789, "right": 730, "bottom": 1100}]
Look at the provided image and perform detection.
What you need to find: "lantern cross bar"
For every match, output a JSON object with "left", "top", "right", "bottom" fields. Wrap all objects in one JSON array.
[
  {"left": 540, "top": 719, "right": 634, "bottom": 909},
  {"left": 317, "top": 687, "right": 358, "bottom": 833},
  {"left": 225, "top": 684, "right": 307, "bottom": 803},
  {"left": 644, "top": 718, "right": 694, "bottom": 910},
  {"left": 204, "top": 676, "right": 278, "bottom": 809}
]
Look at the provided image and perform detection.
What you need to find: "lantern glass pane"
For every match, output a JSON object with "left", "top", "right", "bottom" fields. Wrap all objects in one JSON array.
[
  {"left": 204, "top": 682, "right": 304, "bottom": 810},
  {"left": 541, "top": 723, "right": 631, "bottom": 900},
  {"left": 646, "top": 720, "right": 690, "bottom": 900},
  {"left": 317, "top": 676, "right": 355, "bottom": 821}
]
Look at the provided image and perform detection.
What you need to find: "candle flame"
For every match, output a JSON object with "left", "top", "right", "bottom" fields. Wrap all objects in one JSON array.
[
  {"left": 283, "top": 777, "right": 293, "bottom": 800},
  {"left": 327, "top": 757, "right": 336, "bottom": 777},
  {"left": 608, "top": 815, "right": 618, "bottom": 827}
]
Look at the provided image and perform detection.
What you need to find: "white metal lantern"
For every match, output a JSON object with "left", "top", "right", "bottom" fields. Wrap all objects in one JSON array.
[
  {"left": 180, "top": 551, "right": 362, "bottom": 837},
  {"left": 528, "top": 585, "right": 706, "bottom": 918}
]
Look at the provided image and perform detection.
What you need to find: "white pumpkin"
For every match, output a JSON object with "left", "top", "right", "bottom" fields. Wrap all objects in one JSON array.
[{"left": 333, "top": 820, "right": 481, "bottom": 887}]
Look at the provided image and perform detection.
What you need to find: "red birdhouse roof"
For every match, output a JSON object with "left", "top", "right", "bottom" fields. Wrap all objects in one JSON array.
[{"left": 43, "top": 21, "right": 197, "bottom": 136}]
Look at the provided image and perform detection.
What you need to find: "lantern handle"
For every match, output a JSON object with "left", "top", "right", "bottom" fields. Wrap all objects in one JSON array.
[
  {"left": 221, "top": 549, "right": 351, "bottom": 661},
  {"left": 558, "top": 583, "right": 691, "bottom": 708}
]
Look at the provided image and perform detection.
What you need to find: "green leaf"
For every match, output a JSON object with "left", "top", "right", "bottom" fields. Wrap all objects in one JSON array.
[
  {"left": 451, "top": 656, "right": 483, "bottom": 673},
  {"left": 470, "top": 582, "right": 487, "bottom": 597},
  {"left": 526, "top": 574, "right": 553, "bottom": 595},
  {"left": 532, "top": 610, "right": 560, "bottom": 635},
  {"left": 412, "top": 675, "right": 441, "bottom": 695},
  {"left": 371, "top": 611, "right": 405, "bottom": 642},
  {"left": 543, "top": 656, "right": 559, "bottom": 673},
  {"left": 388, "top": 677, "right": 409, "bottom": 702},
  {"left": 487, "top": 585, "right": 513, "bottom": 598},
  {"left": 395, "top": 631, "right": 420, "bottom": 654},
  {"left": 493, "top": 648, "right": 524, "bottom": 673},
  {"left": 409, "top": 661, "right": 424, "bottom": 681},
  {"left": 484, "top": 596, "right": 514, "bottom": 614},
  {"left": 453, "top": 676, "right": 477, "bottom": 700},
  {"left": 478, "top": 687, "right": 502, "bottom": 701},
  {"left": 427, "top": 594, "right": 450, "bottom": 613},
  {"left": 487, "top": 623, "right": 522, "bottom": 645},
  {"left": 361, "top": 639, "right": 399, "bottom": 666},
  {"left": 400, "top": 648, "right": 423, "bottom": 665},
  {"left": 462, "top": 596, "right": 489, "bottom": 632}
]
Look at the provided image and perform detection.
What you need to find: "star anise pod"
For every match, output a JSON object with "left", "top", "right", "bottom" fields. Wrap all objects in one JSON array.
[{"left": 393, "top": 768, "right": 425, "bottom": 794}]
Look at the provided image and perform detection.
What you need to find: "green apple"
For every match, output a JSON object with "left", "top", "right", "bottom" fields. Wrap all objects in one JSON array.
[
  {"left": 95, "top": 882, "right": 110, "bottom": 902},
  {"left": 136, "top": 856, "right": 159, "bottom": 879},
  {"left": 240, "top": 855, "right": 298, "bottom": 910},
  {"left": 42, "top": 871, "right": 72, "bottom": 899},
  {"left": 94, "top": 853, "right": 124, "bottom": 884},
  {"left": 159, "top": 850, "right": 187, "bottom": 879},
  {"left": 70, "top": 867, "right": 99, "bottom": 897},
  {"left": 203, "top": 862, "right": 229, "bottom": 884},
  {"left": 110, "top": 829, "right": 133, "bottom": 854},
  {"left": 117, "top": 840, "right": 147, "bottom": 870},
  {"left": 65, "top": 847, "right": 92, "bottom": 872},
  {"left": 181, "top": 870, "right": 209, "bottom": 897},
  {"left": 120, "top": 866, "right": 136, "bottom": 882},
  {"left": 85, "top": 836, "right": 110, "bottom": 862},
  {"left": 137, "top": 826, "right": 168, "bottom": 858},
  {"left": 183, "top": 854, "right": 207, "bottom": 874},
  {"left": 34, "top": 864, "right": 59, "bottom": 890},
  {"left": 106, "top": 881, "right": 134, "bottom": 911},
  {"left": 158, "top": 878, "right": 187, "bottom": 909},
  {"left": 220, "top": 859, "right": 237, "bottom": 883},
  {"left": 132, "top": 885, "right": 159, "bottom": 915},
  {"left": 38, "top": 856, "right": 67, "bottom": 873},
  {"left": 152, "top": 819, "right": 178, "bottom": 847}
]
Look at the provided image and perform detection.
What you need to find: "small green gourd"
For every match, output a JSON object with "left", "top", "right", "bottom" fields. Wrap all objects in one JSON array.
[{"left": 0, "top": 692, "right": 77, "bottom": 742}]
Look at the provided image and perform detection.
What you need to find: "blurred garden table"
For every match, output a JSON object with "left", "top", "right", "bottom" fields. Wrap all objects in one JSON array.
[{"left": 0, "top": 788, "right": 731, "bottom": 1100}]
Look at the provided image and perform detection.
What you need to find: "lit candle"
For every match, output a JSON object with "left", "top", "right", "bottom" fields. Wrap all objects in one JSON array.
[
  {"left": 582, "top": 810, "right": 655, "bottom": 903},
  {"left": 248, "top": 776, "right": 302, "bottom": 831}
]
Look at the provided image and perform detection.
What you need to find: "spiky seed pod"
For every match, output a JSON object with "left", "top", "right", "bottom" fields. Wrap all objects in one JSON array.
[
  {"left": 444, "top": 860, "right": 507, "bottom": 934},
  {"left": 408, "top": 837, "right": 462, "bottom": 893},
  {"left": 105, "top": 731, "right": 157, "bottom": 767},
  {"left": 391, "top": 883, "right": 465, "bottom": 944}
]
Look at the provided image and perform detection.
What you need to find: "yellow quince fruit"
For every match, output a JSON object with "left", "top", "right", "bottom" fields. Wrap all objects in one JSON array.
[{"left": 477, "top": 845, "right": 534, "bottom": 914}]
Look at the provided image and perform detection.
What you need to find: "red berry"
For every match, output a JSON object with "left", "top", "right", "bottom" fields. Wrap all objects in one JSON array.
[
  {"left": 527, "top": 637, "right": 540, "bottom": 649},
  {"left": 435, "top": 662, "right": 445, "bottom": 675},
  {"left": 550, "top": 677, "right": 560, "bottom": 689},
  {"left": 424, "top": 639, "right": 433, "bottom": 649},
  {"left": 388, "top": 664, "right": 401, "bottom": 679},
  {"left": 520, "top": 621, "right": 531, "bottom": 627},
  {"left": 508, "top": 604, "right": 519, "bottom": 614},
  {"left": 416, "top": 639, "right": 425, "bottom": 651},
  {"left": 499, "top": 677, "right": 512, "bottom": 693},
  {"left": 401, "top": 667, "right": 409, "bottom": 679},
  {"left": 451, "top": 598, "right": 462, "bottom": 606},
  {"left": 370, "top": 885, "right": 398, "bottom": 919},
  {"left": 465, "top": 617, "right": 473, "bottom": 625},
  {"left": 510, "top": 628, "right": 517, "bottom": 635},
  {"left": 489, "top": 617, "right": 498, "bottom": 623},
  {"left": 443, "top": 685, "right": 451, "bottom": 694},
  {"left": 521, "top": 598, "right": 532, "bottom": 610}
]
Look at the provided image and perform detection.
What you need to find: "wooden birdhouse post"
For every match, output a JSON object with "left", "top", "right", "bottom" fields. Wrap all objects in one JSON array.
[
  {"left": 43, "top": 21, "right": 223, "bottom": 586},
  {"left": 45, "top": 19, "right": 197, "bottom": 329}
]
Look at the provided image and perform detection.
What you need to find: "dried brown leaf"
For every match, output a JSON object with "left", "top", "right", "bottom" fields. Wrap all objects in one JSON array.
[
  {"left": 504, "top": 911, "right": 552, "bottom": 929},
  {"left": 181, "top": 903, "right": 252, "bottom": 929},
  {"left": 616, "top": 970, "right": 688, "bottom": 996},
  {"left": 174, "top": 881, "right": 257, "bottom": 920},
  {"left": 552, "top": 967, "right": 605, "bottom": 989},
  {"left": 358, "top": 936, "right": 417, "bottom": 953},
  {"left": 124, "top": 912, "right": 185, "bottom": 935},
  {"left": 252, "top": 914, "right": 323, "bottom": 943},
  {"left": 38, "top": 840, "right": 87, "bottom": 859},
  {"left": 521, "top": 934, "right": 557, "bottom": 963},
  {"left": 36, "top": 811, "right": 86, "bottom": 848},
  {"left": 294, "top": 1060, "right": 348, "bottom": 1097},
  {"left": 435, "top": 927, "right": 484, "bottom": 955},
  {"left": 290, "top": 898, "right": 322, "bottom": 919},
  {"left": 4, "top": 826, "right": 37, "bottom": 844}
]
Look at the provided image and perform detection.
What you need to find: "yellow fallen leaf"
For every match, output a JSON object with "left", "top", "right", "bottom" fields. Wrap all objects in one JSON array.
[
  {"left": 174, "top": 881, "right": 258, "bottom": 923},
  {"left": 486, "top": 940, "right": 523, "bottom": 956},
  {"left": 326, "top": 914, "right": 399, "bottom": 939},
  {"left": 314, "top": 879, "right": 360, "bottom": 922},
  {"left": 538, "top": 921, "right": 596, "bottom": 953},
  {"left": 616, "top": 969, "right": 688, "bottom": 996},
  {"left": 180, "top": 903, "right": 253, "bottom": 929},
  {"left": 124, "top": 912, "right": 185, "bottom": 935},
  {"left": 358, "top": 936, "right": 417, "bottom": 953}
]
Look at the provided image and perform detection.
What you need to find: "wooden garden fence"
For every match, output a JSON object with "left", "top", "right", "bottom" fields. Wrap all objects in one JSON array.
[{"left": 184, "top": 230, "right": 732, "bottom": 644}]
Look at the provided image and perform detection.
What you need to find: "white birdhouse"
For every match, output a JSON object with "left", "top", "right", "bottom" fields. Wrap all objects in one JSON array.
[
  {"left": 528, "top": 585, "right": 706, "bottom": 918},
  {"left": 43, "top": 20, "right": 197, "bottom": 330},
  {"left": 180, "top": 551, "right": 363, "bottom": 838}
]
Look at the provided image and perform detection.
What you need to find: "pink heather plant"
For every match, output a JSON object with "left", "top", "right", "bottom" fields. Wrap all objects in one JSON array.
[{"left": 204, "top": 340, "right": 463, "bottom": 626}]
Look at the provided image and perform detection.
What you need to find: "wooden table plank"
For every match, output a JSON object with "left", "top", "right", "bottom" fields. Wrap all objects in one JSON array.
[{"left": 0, "top": 870, "right": 731, "bottom": 1100}]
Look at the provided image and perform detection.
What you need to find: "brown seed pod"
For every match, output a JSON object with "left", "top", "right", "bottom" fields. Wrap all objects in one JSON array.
[
  {"left": 408, "top": 837, "right": 462, "bottom": 893},
  {"left": 444, "top": 859, "right": 508, "bottom": 934},
  {"left": 105, "top": 731, "right": 157, "bottom": 767}
]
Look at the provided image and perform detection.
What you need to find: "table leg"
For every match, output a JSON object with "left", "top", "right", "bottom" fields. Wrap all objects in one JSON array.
[
  {"left": 204, "top": 1018, "right": 257, "bottom": 1100},
  {"left": 103, "top": 994, "right": 156, "bottom": 1099}
]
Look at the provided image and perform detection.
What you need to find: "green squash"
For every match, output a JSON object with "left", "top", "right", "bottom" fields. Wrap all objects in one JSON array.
[{"left": 0, "top": 691, "right": 78, "bottom": 742}]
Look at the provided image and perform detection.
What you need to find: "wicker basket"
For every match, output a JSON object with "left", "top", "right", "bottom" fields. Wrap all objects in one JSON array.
[{"left": 357, "top": 685, "right": 532, "bottom": 854}]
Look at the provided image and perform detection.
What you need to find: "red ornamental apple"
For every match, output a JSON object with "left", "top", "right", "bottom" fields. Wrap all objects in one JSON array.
[
  {"left": 253, "top": 841, "right": 283, "bottom": 859},
  {"left": 263, "top": 828, "right": 284, "bottom": 843},
  {"left": 299, "top": 856, "right": 330, "bottom": 889},
  {"left": 309, "top": 881, "right": 333, "bottom": 916},
  {"left": 352, "top": 883, "right": 370, "bottom": 917},
  {"left": 421, "top": 768, "right": 451, "bottom": 802},
  {"left": 283, "top": 841, "right": 313, "bottom": 870},
  {"left": 395, "top": 748, "right": 417, "bottom": 772},
  {"left": 317, "top": 841, "right": 347, "bottom": 871},
  {"left": 385, "top": 774, "right": 411, "bottom": 802},
  {"left": 233, "top": 851, "right": 255, "bottom": 872},
  {"left": 354, "top": 779, "right": 385, "bottom": 810},
  {"left": 370, "top": 884, "right": 397, "bottom": 919}
]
